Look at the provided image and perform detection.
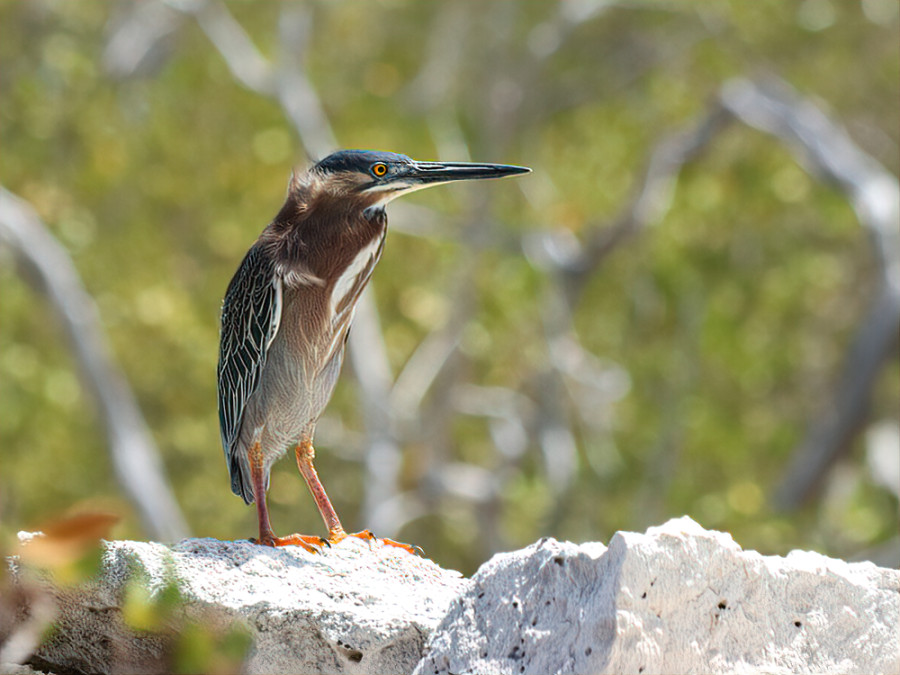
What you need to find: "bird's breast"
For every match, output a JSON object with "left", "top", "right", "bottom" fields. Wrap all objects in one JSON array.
[{"left": 265, "top": 294, "right": 341, "bottom": 416}]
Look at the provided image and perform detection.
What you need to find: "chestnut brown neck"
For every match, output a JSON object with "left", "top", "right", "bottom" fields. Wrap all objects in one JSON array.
[{"left": 261, "top": 179, "right": 387, "bottom": 286}]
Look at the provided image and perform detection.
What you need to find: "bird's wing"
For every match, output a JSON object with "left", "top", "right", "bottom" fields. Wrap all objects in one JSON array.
[{"left": 217, "top": 243, "right": 283, "bottom": 468}]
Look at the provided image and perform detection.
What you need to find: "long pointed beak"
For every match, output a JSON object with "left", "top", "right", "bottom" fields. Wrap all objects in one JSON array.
[
  {"left": 362, "top": 158, "right": 531, "bottom": 202},
  {"left": 407, "top": 160, "right": 531, "bottom": 185}
]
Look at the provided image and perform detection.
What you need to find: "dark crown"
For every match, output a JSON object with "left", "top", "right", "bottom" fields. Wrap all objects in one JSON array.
[{"left": 314, "top": 149, "right": 412, "bottom": 175}]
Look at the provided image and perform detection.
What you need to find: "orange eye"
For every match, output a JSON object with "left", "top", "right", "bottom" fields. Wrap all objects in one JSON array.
[{"left": 372, "top": 163, "right": 388, "bottom": 177}]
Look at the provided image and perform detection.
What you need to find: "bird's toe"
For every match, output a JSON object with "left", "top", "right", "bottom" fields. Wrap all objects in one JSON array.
[
  {"left": 251, "top": 532, "right": 327, "bottom": 553},
  {"left": 344, "top": 529, "right": 423, "bottom": 556},
  {"left": 275, "top": 533, "right": 329, "bottom": 553}
]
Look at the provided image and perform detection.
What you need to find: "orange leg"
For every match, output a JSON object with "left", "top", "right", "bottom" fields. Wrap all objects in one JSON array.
[
  {"left": 294, "top": 440, "right": 423, "bottom": 556},
  {"left": 248, "top": 441, "right": 325, "bottom": 553},
  {"left": 294, "top": 439, "right": 346, "bottom": 541}
]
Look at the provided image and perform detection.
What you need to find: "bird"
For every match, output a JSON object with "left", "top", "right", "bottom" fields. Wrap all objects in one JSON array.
[{"left": 217, "top": 149, "right": 530, "bottom": 552}]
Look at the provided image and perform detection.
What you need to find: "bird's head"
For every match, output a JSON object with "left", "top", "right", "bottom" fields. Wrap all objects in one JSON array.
[{"left": 308, "top": 149, "right": 530, "bottom": 211}]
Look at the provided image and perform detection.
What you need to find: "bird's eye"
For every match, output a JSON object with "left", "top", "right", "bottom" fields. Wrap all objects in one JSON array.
[{"left": 371, "top": 163, "right": 388, "bottom": 177}]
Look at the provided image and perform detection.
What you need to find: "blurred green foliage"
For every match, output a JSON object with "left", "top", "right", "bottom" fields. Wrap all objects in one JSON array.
[
  {"left": 1, "top": 0, "right": 897, "bottom": 579},
  {"left": 122, "top": 563, "right": 252, "bottom": 674}
]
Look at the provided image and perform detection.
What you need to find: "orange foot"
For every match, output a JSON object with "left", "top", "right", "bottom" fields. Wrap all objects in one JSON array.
[
  {"left": 330, "top": 529, "right": 424, "bottom": 556},
  {"left": 252, "top": 532, "right": 329, "bottom": 554}
]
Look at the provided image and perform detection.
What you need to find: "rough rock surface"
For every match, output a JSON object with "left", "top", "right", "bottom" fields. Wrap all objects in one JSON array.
[
  {"left": 24, "top": 536, "right": 467, "bottom": 675},
  {"left": 10, "top": 518, "right": 899, "bottom": 675},
  {"left": 415, "top": 517, "right": 900, "bottom": 675}
]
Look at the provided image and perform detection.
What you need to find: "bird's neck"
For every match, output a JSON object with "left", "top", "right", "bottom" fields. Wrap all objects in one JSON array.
[{"left": 263, "top": 191, "right": 387, "bottom": 286}]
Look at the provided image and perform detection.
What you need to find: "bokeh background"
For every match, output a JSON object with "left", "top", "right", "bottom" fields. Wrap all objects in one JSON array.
[{"left": 1, "top": 0, "right": 898, "bottom": 576}]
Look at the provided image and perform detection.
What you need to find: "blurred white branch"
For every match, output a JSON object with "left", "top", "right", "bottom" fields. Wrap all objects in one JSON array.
[
  {"left": 192, "top": 1, "right": 274, "bottom": 93},
  {"left": 531, "top": 77, "right": 899, "bottom": 509},
  {"left": 719, "top": 79, "right": 900, "bottom": 509},
  {"left": 161, "top": 0, "right": 337, "bottom": 155},
  {"left": 0, "top": 188, "right": 190, "bottom": 542},
  {"left": 347, "top": 289, "right": 404, "bottom": 532},
  {"left": 103, "top": 2, "right": 182, "bottom": 79}
]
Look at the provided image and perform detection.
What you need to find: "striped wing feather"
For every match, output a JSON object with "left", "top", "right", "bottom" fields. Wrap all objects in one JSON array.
[{"left": 217, "top": 243, "right": 282, "bottom": 501}]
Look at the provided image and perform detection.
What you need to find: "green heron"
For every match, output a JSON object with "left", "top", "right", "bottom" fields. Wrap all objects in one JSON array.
[{"left": 217, "top": 149, "right": 530, "bottom": 552}]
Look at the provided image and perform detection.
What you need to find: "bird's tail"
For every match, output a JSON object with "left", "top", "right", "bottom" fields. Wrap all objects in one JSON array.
[{"left": 229, "top": 452, "right": 256, "bottom": 505}]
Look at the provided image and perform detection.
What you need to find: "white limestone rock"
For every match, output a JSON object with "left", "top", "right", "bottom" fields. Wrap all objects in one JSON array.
[
  {"left": 415, "top": 516, "right": 900, "bottom": 675},
  {"left": 27, "top": 536, "right": 467, "bottom": 675},
  {"left": 13, "top": 518, "right": 899, "bottom": 675}
]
